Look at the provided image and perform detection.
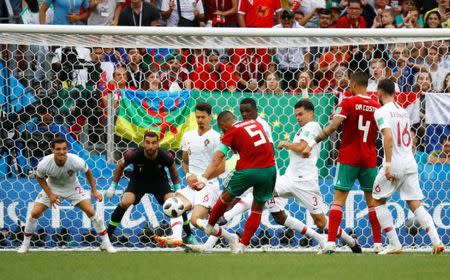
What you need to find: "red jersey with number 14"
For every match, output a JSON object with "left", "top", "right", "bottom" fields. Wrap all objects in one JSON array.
[
  {"left": 335, "top": 95, "right": 381, "bottom": 168},
  {"left": 221, "top": 119, "right": 275, "bottom": 170}
]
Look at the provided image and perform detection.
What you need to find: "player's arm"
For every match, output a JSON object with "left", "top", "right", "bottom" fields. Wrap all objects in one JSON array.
[
  {"left": 84, "top": 168, "right": 103, "bottom": 202},
  {"left": 168, "top": 162, "right": 181, "bottom": 189},
  {"left": 106, "top": 151, "right": 131, "bottom": 200},
  {"left": 277, "top": 139, "right": 308, "bottom": 154},
  {"left": 302, "top": 116, "right": 344, "bottom": 157},
  {"left": 195, "top": 145, "right": 227, "bottom": 189},
  {"left": 314, "top": 116, "right": 344, "bottom": 144},
  {"left": 380, "top": 128, "right": 395, "bottom": 181},
  {"left": 36, "top": 176, "right": 60, "bottom": 208},
  {"left": 181, "top": 150, "right": 189, "bottom": 175}
]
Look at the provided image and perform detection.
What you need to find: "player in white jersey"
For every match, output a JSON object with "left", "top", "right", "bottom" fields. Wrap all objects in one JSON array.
[
  {"left": 373, "top": 79, "right": 444, "bottom": 255},
  {"left": 17, "top": 137, "right": 116, "bottom": 253},
  {"left": 270, "top": 99, "right": 361, "bottom": 253},
  {"left": 155, "top": 102, "right": 222, "bottom": 247}
]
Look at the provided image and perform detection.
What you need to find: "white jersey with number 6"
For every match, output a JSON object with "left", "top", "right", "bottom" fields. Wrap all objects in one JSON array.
[{"left": 374, "top": 102, "right": 417, "bottom": 173}]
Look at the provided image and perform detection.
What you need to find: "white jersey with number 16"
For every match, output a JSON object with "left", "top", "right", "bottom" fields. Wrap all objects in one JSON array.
[{"left": 374, "top": 102, "right": 417, "bottom": 173}]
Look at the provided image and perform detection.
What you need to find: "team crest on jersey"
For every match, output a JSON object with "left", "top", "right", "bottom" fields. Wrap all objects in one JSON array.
[
  {"left": 67, "top": 170, "right": 74, "bottom": 176},
  {"left": 204, "top": 139, "right": 210, "bottom": 147}
]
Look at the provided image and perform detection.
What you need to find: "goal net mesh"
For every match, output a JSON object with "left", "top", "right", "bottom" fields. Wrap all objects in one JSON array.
[{"left": 0, "top": 27, "right": 448, "bottom": 251}]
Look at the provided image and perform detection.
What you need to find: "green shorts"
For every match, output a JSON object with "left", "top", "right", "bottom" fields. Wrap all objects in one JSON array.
[
  {"left": 224, "top": 166, "right": 276, "bottom": 203},
  {"left": 334, "top": 163, "right": 377, "bottom": 192}
]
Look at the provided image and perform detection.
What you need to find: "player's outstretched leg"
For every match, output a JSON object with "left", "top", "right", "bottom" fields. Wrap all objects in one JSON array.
[
  {"left": 155, "top": 216, "right": 185, "bottom": 247},
  {"left": 375, "top": 204, "right": 402, "bottom": 255},
  {"left": 195, "top": 219, "right": 240, "bottom": 252},
  {"left": 409, "top": 202, "right": 444, "bottom": 255},
  {"left": 220, "top": 193, "right": 253, "bottom": 225},
  {"left": 271, "top": 210, "right": 326, "bottom": 248}
]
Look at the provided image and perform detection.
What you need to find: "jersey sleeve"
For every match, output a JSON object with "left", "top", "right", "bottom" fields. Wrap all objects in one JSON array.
[
  {"left": 181, "top": 133, "right": 188, "bottom": 152},
  {"left": 123, "top": 149, "right": 137, "bottom": 166},
  {"left": 163, "top": 150, "right": 175, "bottom": 167},
  {"left": 335, "top": 98, "right": 350, "bottom": 119},
  {"left": 374, "top": 108, "right": 391, "bottom": 130},
  {"left": 211, "top": 131, "right": 221, "bottom": 151},
  {"left": 71, "top": 154, "right": 89, "bottom": 173},
  {"left": 35, "top": 160, "right": 47, "bottom": 178},
  {"left": 221, "top": 128, "right": 235, "bottom": 149}
]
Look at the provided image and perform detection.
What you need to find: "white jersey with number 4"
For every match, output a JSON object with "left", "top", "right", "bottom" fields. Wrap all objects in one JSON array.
[
  {"left": 374, "top": 102, "right": 417, "bottom": 173},
  {"left": 36, "top": 153, "right": 89, "bottom": 193},
  {"left": 181, "top": 129, "right": 221, "bottom": 177},
  {"left": 284, "top": 121, "right": 321, "bottom": 184}
]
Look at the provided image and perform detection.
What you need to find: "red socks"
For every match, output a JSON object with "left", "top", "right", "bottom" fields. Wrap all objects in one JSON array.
[
  {"left": 368, "top": 206, "right": 382, "bottom": 243},
  {"left": 240, "top": 210, "right": 262, "bottom": 246},
  {"left": 208, "top": 197, "right": 229, "bottom": 226},
  {"left": 328, "top": 204, "right": 343, "bottom": 242}
]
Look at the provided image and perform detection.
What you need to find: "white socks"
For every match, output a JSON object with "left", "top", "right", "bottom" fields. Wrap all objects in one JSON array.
[
  {"left": 22, "top": 217, "right": 38, "bottom": 247},
  {"left": 375, "top": 205, "right": 401, "bottom": 248},
  {"left": 414, "top": 206, "right": 441, "bottom": 246},
  {"left": 170, "top": 216, "right": 184, "bottom": 240},
  {"left": 203, "top": 235, "right": 219, "bottom": 250},
  {"left": 223, "top": 195, "right": 252, "bottom": 222},
  {"left": 337, "top": 227, "right": 356, "bottom": 247},
  {"left": 90, "top": 214, "right": 108, "bottom": 243},
  {"left": 284, "top": 216, "right": 324, "bottom": 246}
]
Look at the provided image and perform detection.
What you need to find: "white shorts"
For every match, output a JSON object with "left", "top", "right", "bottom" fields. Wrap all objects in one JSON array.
[
  {"left": 267, "top": 175, "right": 326, "bottom": 215},
  {"left": 177, "top": 180, "right": 220, "bottom": 209},
  {"left": 35, "top": 185, "right": 90, "bottom": 207},
  {"left": 372, "top": 168, "right": 424, "bottom": 201}
]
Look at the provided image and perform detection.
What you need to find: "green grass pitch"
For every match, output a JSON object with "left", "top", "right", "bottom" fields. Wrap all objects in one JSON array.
[{"left": 1, "top": 251, "right": 448, "bottom": 280}]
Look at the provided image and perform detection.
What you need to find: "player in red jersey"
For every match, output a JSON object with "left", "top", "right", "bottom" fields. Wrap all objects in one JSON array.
[
  {"left": 189, "top": 111, "right": 277, "bottom": 254},
  {"left": 303, "top": 71, "right": 383, "bottom": 254}
]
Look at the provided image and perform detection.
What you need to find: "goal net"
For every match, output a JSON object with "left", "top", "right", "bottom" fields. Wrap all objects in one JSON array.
[{"left": 0, "top": 25, "right": 449, "bottom": 251}]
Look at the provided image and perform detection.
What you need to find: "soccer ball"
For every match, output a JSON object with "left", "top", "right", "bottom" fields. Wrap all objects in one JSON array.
[{"left": 163, "top": 197, "right": 185, "bottom": 218}]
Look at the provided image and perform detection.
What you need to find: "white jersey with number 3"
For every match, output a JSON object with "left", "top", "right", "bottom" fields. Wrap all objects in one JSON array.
[{"left": 374, "top": 102, "right": 417, "bottom": 173}]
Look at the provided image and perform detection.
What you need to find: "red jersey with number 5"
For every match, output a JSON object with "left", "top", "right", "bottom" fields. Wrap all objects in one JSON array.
[
  {"left": 221, "top": 119, "right": 275, "bottom": 170},
  {"left": 334, "top": 95, "right": 381, "bottom": 168}
]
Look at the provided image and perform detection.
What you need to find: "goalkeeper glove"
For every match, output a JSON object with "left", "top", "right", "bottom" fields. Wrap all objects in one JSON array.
[{"left": 106, "top": 181, "right": 117, "bottom": 200}]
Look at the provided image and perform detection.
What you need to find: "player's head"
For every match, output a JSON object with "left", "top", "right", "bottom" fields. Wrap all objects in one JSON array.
[
  {"left": 51, "top": 137, "right": 68, "bottom": 164},
  {"left": 377, "top": 78, "right": 395, "bottom": 104},
  {"left": 349, "top": 71, "right": 368, "bottom": 94},
  {"left": 239, "top": 98, "right": 258, "bottom": 120},
  {"left": 217, "top": 111, "right": 236, "bottom": 132},
  {"left": 294, "top": 99, "right": 315, "bottom": 126},
  {"left": 143, "top": 131, "right": 159, "bottom": 158},
  {"left": 195, "top": 102, "right": 212, "bottom": 130},
  {"left": 440, "top": 135, "right": 450, "bottom": 155}
]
